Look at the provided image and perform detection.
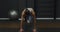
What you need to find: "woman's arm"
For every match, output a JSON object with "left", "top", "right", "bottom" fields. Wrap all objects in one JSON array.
[
  {"left": 31, "top": 9, "right": 36, "bottom": 29},
  {"left": 20, "top": 9, "right": 26, "bottom": 29},
  {"left": 31, "top": 9, "right": 36, "bottom": 32},
  {"left": 20, "top": 9, "right": 26, "bottom": 32},
  {"left": 20, "top": 15, "right": 24, "bottom": 28}
]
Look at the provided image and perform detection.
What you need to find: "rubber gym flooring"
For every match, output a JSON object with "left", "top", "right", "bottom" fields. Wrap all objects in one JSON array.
[{"left": 0, "top": 20, "right": 60, "bottom": 32}]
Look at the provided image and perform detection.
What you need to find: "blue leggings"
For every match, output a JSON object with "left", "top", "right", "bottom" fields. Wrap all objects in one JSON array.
[{"left": 23, "top": 24, "right": 33, "bottom": 32}]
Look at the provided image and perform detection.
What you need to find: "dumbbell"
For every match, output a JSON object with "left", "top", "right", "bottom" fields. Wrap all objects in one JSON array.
[{"left": 8, "top": 9, "right": 19, "bottom": 20}]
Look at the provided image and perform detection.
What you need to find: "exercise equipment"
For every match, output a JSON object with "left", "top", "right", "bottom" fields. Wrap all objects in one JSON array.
[{"left": 8, "top": 10, "right": 19, "bottom": 20}]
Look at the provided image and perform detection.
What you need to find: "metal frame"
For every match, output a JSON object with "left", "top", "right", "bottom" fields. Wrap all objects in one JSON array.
[
  {"left": 0, "top": 18, "right": 54, "bottom": 20},
  {"left": 0, "top": 18, "right": 60, "bottom": 20}
]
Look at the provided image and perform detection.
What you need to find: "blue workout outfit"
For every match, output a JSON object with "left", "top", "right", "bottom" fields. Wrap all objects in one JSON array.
[{"left": 23, "top": 12, "right": 34, "bottom": 32}]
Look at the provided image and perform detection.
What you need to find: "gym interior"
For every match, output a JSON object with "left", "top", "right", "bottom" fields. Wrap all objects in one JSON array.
[{"left": 0, "top": 0, "right": 60, "bottom": 32}]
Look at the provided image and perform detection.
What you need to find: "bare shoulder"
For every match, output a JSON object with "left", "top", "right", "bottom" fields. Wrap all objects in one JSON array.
[{"left": 21, "top": 9, "right": 26, "bottom": 16}]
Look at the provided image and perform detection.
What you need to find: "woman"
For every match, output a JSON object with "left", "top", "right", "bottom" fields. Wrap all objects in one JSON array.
[{"left": 20, "top": 8, "right": 36, "bottom": 32}]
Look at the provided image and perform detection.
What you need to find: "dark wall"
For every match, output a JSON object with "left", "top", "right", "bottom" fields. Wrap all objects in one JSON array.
[
  {"left": 0, "top": 0, "right": 19, "bottom": 18},
  {"left": 56, "top": 0, "right": 60, "bottom": 18},
  {"left": 0, "top": 0, "right": 8, "bottom": 18},
  {"left": 19, "top": 0, "right": 55, "bottom": 18},
  {"left": 19, "top": 0, "right": 34, "bottom": 18},
  {"left": 0, "top": 0, "right": 59, "bottom": 18},
  {"left": 36, "top": 0, "right": 55, "bottom": 18}
]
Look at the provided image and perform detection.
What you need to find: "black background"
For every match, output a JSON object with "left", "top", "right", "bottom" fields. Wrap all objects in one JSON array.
[{"left": 0, "top": 0, "right": 57, "bottom": 18}]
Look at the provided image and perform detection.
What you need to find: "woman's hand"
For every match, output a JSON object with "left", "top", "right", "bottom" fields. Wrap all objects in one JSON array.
[
  {"left": 20, "top": 28, "right": 24, "bottom": 32},
  {"left": 33, "top": 29, "right": 36, "bottom": 32}
]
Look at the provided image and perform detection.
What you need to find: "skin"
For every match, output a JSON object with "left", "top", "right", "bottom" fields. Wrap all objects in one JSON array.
[{"left": 20, "top": 8, "right": 36, "bottom": 32}]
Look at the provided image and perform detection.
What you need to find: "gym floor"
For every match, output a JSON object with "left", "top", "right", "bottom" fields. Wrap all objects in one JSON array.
[{"left": 0, "top": 20, "right": 60, "bottom": 32}]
